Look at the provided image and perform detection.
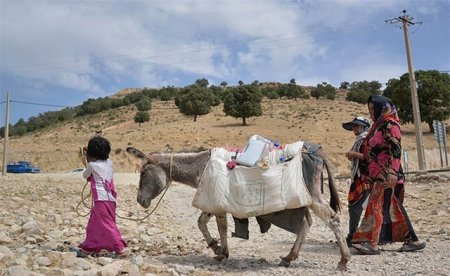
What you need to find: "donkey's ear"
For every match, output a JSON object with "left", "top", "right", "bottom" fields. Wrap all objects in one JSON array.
[
  {"left": 126, "top": 147, "right": 147, "bottom": 161},
  {"left": 161, "top": 144, "right": 174, "bottom": 153}
]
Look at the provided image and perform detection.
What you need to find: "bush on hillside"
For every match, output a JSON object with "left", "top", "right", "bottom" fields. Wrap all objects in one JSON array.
[
  {"left": 134, "top": 111, "right": 150, "bottom": 126},
  {"left": 345, "top": 80, "right": 382, "bottom": 104}
]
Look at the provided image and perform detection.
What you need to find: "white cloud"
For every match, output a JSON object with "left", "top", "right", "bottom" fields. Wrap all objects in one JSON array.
[
  {"left": 1, "top": 0, "right": 447, "bottom": 93},
  {"left": 55, "top": 73, "right": 104, "bottom": 95}
]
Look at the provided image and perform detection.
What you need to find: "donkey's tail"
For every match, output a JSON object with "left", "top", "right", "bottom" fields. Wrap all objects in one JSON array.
[{"left": 318, "top": 148, "right": 341, "bottom": 213}]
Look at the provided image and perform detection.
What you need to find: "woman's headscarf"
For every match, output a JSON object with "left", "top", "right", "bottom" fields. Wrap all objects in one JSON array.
[{"left": 367, "top": 94, "right": 399, "bottom": 123}]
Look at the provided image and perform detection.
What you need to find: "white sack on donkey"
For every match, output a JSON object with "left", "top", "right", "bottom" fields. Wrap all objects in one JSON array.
[{"left": 192, "top": 140, "right": 312, "bottom": 218}]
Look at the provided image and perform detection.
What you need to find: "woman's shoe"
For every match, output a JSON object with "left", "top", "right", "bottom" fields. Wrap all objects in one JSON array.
[
  {"left": 397, "top": 241, "right": 426, "bottom": 252},
  {"left": 353, "top": 243, "right": 380, "bottom": 255}
]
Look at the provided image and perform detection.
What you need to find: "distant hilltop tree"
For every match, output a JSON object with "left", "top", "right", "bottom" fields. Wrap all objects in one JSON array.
[
  {"left": 384, "top": 70, "right": 450, "bottom": 132},
  {"left": 311, "top": 82, "right": 337, "bottom": 100},
  {"left": 208, "top": 85, "right": 223, "bottom": 105},
  {"left": 195, "top": 78, "right": 209, "bottom": 88},
  {"left": 223, "top": 84, "right": 263, "bottom": 125},
  {"left": 340, "top": 81, "right": 350, "bottom": 89},
  {"left": 159, "top": 86, "right": 179, "bottom": 102},
  {"left": 258, "top": 81, "right": 309, "bottom": 100},
  {"left": 285, "top": 79, "right": 309, "bottom": 100},
  {"left": 345, "top": 80, "right": 382, "bottom": 104}
]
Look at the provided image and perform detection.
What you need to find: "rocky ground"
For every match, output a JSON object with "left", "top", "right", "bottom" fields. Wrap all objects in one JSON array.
[{"left": 0, "top": 171, "right": 449, "bottom": 276}]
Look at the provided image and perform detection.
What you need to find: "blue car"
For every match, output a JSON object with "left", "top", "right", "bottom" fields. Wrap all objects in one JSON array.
[{"left": 7, "top": 161, "right": 41, "bottom": 173}]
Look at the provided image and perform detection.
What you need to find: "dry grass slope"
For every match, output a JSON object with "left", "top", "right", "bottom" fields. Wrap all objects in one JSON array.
[{"left": 2, "top": 98, "right": 447, "bottom": 174}]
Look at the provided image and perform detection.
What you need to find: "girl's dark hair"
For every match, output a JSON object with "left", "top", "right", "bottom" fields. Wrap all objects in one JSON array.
[{"left": 87, "top": 136, "right": 111, "bottom": 160}]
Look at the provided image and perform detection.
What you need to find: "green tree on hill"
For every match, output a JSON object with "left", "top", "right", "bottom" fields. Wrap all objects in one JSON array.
[
  {"left": 134, "top": 111, "right": 150, "bottom": 126},
  {"left": 285, "top": 79, "right": 308, "bottom": 100},
  {"left": 195, "top": 78, "right": 209, "bottom": 88},
  {"left": 175, "top": 84, "right": 214, "bottom": 122},
  {"left": 261, "top": 86, "right": 280, "bottom": 99},
  {"left": 136, "top": 96, "right": 152, "bottom": 111},
  {"left": 223, "top": 84, "right": 262, "bottom": 125},
  {"left": 346, "top": 80, "right": 382, "bottom": 104},
  {"left": 311, "top": 82, "right": 336, "bottom": 100},
  {"left": 159, "top": 86, "right": 178, "bottom": 102},
  {"left": 383, "top": 70, "right": 450, "bottom": 132},
  {"left": 340, "top": 81, "right": 350, "bottom": 89},
  {"left": 134, "top": 96, "right": 152, "bottom": 126},
  {"left": 208, "top": 85, "right": 223, "bottom": 106}
]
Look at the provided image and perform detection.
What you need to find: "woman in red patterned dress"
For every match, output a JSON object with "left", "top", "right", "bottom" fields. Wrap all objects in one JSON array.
[{"left": 352, "top": 95, "right": 426, "bottom": 255}]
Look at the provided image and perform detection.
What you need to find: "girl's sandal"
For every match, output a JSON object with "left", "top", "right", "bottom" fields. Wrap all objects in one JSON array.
[
  {"left": 69, "top": 248, "right": 92, "bottom": 258},
  {"left": 108, "top": 248, "right": 131, "bottom": 259},
  {"left": 116, "top": 248, "right": 131, "bottom": 258}
]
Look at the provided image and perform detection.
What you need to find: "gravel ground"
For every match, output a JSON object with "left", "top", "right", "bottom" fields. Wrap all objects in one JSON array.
[{"left": 0, "top": 172, "right": 449, "bottom": 275}]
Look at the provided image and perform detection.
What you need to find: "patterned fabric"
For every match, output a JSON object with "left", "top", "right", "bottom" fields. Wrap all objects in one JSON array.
[
  {"left": 350, "top": 129, "right": 368, "bottom": 180},
  {"left": 347, "top": 172, "right": 369, "bottom": 205},
  {"left": 347, "top": 138, "right": 369, "bottom": 205},
  {"left": 352, "top": 95, "right": 417, "bottom": 246}
]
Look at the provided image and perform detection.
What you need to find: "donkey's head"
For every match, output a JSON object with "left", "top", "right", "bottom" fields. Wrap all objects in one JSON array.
[{"left": 126, "top": 147, "right": 168, "bottom": 208}]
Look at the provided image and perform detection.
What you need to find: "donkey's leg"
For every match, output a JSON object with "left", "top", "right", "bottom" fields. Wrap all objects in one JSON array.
[
  {"left": 197, "top": 212, "right": 219, "bottom": 254},
  {"left": 214, "top": 213, "right": 229, "bottom": 261},
  {"left": 279, "top": 208, "right": 312, "bottom": 267},
  {"left": 309, "top": 201, "right": 350, "bottom": 271},
  {"left": 309, "top": 161, "right": 350, "bottom": 271}
]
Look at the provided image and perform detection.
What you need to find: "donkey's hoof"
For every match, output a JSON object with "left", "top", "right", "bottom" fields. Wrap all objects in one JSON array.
[
  {"left": 213, "top": 255, "right": 225, "bottom": 262},
  {"left": 278, "top": 257, "right": 291, "bottom": 267},
  {"left": 336, "top": 262, "right": 347, "bottom": 271},
  {"left": 208, "top": 239, "right": 218, "bottom": 249}
]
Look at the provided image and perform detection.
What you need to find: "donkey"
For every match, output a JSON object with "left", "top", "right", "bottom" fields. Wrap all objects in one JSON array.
[{"left": 126, "top": 145, "right": 351, "bottom": 270}]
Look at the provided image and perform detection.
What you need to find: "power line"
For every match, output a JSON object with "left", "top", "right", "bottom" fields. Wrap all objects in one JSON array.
[
  {"left": 1, "top": 26, "right": 378, "bottom": 77},
  {"left": 2, "top": 21, "right": 379, "bottom": 72},
  {"left": 9, "top": 100, "right": 70, "bottom": 108},
  {"left": 5, "top": 7, "right": 449, "bottom": 75}
]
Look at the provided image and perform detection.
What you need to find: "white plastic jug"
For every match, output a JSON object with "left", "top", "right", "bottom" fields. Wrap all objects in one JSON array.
[{"left": 236, "top": 135, "right": 272, "bottom": 167}]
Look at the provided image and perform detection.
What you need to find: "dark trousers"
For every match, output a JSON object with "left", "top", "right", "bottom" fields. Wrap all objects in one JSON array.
[{"left": 347, "top": 190, "right": 369, "bottom": 243}]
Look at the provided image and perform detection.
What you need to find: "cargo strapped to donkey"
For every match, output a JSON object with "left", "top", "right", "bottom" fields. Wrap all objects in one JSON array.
[{"left": 192, "top": 140, "right": 312, "bottom": 218}]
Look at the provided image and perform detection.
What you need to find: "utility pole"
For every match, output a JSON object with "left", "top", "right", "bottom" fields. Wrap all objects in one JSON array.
[
  {"left": 2, "top": 92, "right": 10, "bottom": 176},
  {"left": 386, "top": 10, "right": 426, "bottom": 170}
]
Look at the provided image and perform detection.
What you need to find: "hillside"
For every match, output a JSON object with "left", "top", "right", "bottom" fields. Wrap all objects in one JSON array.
[{"left": 2, "top": 98, "right": 446, "bottom": 175}]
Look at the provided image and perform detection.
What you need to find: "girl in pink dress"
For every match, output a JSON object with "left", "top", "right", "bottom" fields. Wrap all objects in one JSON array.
[{"left": 76, "top": 136, "right": 129, "bottom": 258}]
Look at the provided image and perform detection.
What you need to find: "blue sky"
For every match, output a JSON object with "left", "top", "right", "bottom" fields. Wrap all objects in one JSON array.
[{"left": 1, "top": 0, "right": 449, "bottom": 124}]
